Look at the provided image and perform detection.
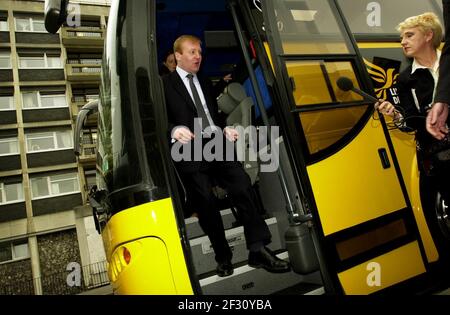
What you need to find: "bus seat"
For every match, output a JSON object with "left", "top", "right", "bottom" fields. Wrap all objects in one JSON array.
[
  {"left": 217, "top": 83, "right": 259, "bottom": 185},
  {"left": 220, "top": 82, "right": 252, "bottom": 128}
]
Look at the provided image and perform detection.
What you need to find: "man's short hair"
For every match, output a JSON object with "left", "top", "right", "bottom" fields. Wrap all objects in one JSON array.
[
  {"left": 173, "top": 35, "right": 202, "bottom": 54},
  {"left": 397, "top": 12, "right": 443, "bottom": 49}
]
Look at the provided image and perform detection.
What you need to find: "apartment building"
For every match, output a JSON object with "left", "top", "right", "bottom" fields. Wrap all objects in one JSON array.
[{"left": 0, "top": 0, "right": 110, "bottom": 294}]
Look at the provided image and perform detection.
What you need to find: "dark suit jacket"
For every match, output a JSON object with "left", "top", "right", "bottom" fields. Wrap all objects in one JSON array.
[
  {"left": 396, "top": 66, "right": 437, "bottom": 152},
  {"left": 162, "top": 70, "right": 227, "bottom": 172},
  {"left": 435, "top": 0, "right": 450, "bottom": 105}
]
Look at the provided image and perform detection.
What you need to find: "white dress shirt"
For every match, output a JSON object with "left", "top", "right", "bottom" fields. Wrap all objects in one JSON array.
[{"left": 176, "top": 66, "right": 216, "bottom": 129}]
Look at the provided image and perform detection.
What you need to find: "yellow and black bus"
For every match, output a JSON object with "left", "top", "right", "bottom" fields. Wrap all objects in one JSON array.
[{"left": 46, "top": 0, "right": 449, "bottom": 294}]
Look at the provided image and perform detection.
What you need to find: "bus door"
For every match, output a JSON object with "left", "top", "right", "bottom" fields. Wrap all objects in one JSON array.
[{"left": 261, "top": 0, "right": 428, "bottom": 294}]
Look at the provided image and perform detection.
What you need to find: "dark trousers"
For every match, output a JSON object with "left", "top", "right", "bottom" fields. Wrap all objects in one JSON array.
[{"left": 180, "top": 161, "right": 271, "bottom": 263}]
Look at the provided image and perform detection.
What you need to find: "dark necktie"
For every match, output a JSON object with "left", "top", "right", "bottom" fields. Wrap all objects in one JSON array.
[{"left": 186, "top": 73, "right": 210, "bottom": 131}]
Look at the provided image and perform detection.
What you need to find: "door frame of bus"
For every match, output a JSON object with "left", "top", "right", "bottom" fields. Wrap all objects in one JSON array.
[
  {"left": 260, "top": 0, "right": 430, "bottom": 293},
  {"left": 143, "top": 0, "right": 204, "bottom": 294}
]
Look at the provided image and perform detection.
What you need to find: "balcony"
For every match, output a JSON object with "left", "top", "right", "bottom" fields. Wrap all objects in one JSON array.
[
  {"left": 61, "top": 27, "right": 105, "bottom": 47},
  {"left": 66, "top": 64, "right": 101, "bottom": 82},
  {"left": 78, "top": 143, "right": 96, "bottom": 167}
]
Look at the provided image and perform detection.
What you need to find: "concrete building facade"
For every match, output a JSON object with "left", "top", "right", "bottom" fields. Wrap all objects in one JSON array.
[{"left": 0, "top": 0, "right": 110, "bottom": 295}]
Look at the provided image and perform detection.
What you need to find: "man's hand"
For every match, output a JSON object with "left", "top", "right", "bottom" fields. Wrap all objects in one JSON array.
[
  {"left": 172, "top": 126, "right": 195, "bottom": 144},
  {"left": 426, "top": 102, "right": 449, "bottom": 140},
  {"left": 224, "top": 127, "right": 239, "bottom": 142},
  {"left": 223, "top": 74, "right": 232, "bottom": 83}
]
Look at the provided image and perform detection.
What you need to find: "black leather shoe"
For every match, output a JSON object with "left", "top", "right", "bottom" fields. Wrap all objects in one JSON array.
[
  {"left": 248, "top": 247, "right": 291, "bottom": 273},
  {"left": 216, "top": 261, "right": 234, "bottom": 277}
]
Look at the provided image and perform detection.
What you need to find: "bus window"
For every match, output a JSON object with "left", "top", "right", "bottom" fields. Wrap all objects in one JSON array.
[
  {"left": 337, "top": 0, "right": 443, "bottom": 39},
  {"left": 299, "top": 106, "right": 368, "bottom": 154},
  {"left": 287, "top": 60, "right": 363, "bottom": 106},
  {"left": 271, "top": 0, "right": 354, "bottom": 55}
]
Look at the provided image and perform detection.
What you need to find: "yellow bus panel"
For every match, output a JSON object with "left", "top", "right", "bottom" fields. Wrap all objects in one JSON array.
[
  {"left": 102, "top": 198, "right": 193, "bottom": 295},
  {"left": 337, "top": 241, "right": 426, "bottom": 294},
  {"left": 385, "top": 124, "right": 439, "bottom": 263},
  {"left": 307, "top": 116, "right": 406, "bottom": 236}
]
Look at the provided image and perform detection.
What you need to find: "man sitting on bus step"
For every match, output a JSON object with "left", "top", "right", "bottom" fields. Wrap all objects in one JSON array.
[{"left": 162, "top": 34, "right": 290, "bottom": 277}]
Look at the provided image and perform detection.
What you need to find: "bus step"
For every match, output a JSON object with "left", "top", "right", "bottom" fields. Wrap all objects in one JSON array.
[
  {"left": 189, "top": 217, "right": 280, "bottom": 275},
  {"left": 199, "top": 251, "right": 323, "bottom": 295},
  {"left": 185, "top": 208, "right": 240, "bottom": 240}
]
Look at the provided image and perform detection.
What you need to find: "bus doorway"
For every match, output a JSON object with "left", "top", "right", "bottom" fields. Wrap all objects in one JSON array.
[{"left": 155, "top": 0, "right": 324, "bottom": 295}]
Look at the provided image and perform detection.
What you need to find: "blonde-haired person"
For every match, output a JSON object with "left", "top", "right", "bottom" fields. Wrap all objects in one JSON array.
[
  {"left": 376, "top": 12, "right": 450, "bottom": 239},
  {"left": 376, "top": 11, "right": 443, "bottom": 157}
]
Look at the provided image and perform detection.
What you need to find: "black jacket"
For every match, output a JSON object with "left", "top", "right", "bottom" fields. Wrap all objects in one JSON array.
[
  {"left": 396, "top": 66, "right": 434, "bottom": 132},
  {"left": 396, "top": 65, "right": 442, "bottom": 155},
  {"left": 162, "top": 70, "right": 227, "bottom": 172},
  {"left": 396, "top": 64, "right": 449, "bottom": 171},
  {"left": 435, "top": 0, "right": 450, "bottom": 104}
]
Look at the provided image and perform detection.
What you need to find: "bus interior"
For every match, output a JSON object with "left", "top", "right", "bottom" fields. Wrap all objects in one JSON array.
[{"left": 155, "top": 0, "right": 325, "bottom": 294}]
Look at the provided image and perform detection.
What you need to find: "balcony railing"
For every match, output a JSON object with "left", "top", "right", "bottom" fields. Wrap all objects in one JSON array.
[
  {"left": 66, "top": 64, "right": 101, "bottom": 82},
  {"left": 0, "top": 260, "right": 110, "bottom": 295},
  {"left": 72, "top": 95, "right": 99, "bottom": 104},
  {"left": 79, "top": 143, "right": 97, "bottom": 166},
  {"left": 62, "top": 27, "right": 105, "bottom": 47}
]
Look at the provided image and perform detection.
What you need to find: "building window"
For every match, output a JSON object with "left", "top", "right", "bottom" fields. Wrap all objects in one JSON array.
[
  {"left": 26, "top": 130, "right": 73, "bottom": 153},
  {"left": 0, "top": 137, "right": 19, "bottom": 156},
  {"left": 19, "top": 53, "right": 62, "bottom": 69},
  {"left": 0, "top": 182, "right": 24, "bottom": 205},
  {"left": 15, "top": 17, "right": 46, "bottom": 33},
  {"left": 0, "top": 19, "right": 8, "bottom": 32},
  {"left": 0, "top": 52, "right": 11, "bottom": 69},
  {"left": 0, "top": 241, "right": 29, "bottom": 264},
  {"left": 22, "top": 92, "right": 67, "bottom": 109},
  {"left": 0, "top": 95, "right": 13, "bottom": 110},
  {"left": 31, "top": 172, "right": 80, "bottom": 199}
]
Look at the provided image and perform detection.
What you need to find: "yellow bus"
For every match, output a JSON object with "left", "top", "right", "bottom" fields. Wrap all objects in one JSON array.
[{"left": 46, "top": 0, "right": 449, "bottom": 294}]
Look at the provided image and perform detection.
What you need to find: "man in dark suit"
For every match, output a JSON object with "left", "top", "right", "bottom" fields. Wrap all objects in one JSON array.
[
  {"left": 427, "top": 0, "right": 450, "bottom": 140},
  {"left": 162, "top": 35, "right": 290, "bottom": 277}
]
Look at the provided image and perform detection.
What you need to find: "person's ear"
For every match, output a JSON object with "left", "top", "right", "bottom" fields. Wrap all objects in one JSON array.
[
  {"left": 175, "top": 51, "right": 182, "bottom": 62},
  {"left": 425, "top": 30, "right": 434, "bottom": 43}
]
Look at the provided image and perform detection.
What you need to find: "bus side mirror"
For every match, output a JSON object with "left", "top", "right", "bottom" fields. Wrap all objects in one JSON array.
[
  {"left": 74, "top": 100, "right": 99, "bottom": 156},
  {"left": 44, "top": 0, "right": 69, "bottom": 33}
]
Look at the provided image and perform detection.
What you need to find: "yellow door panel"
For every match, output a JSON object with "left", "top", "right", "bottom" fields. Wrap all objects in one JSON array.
[
  {"left": 307, "top": 117, "right": 406, "bottom": 236},
  {"left": 388, "top": 122, "right": 439, "bottom": 263},
  {"left": 338, "top": 241, "right": 426, "bottom": 294}
]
